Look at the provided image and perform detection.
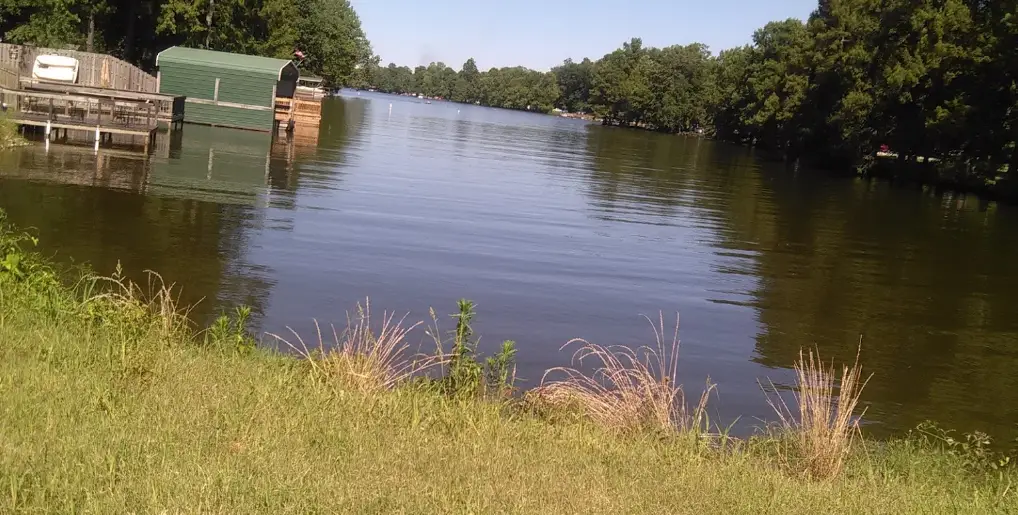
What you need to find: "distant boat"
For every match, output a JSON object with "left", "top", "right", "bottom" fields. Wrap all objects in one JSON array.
[
  {"left": 417, "top": 94, "right": 424, "bottom": 99},
  {"left": 296, "top": 75, "right": 328, "bottom": 100}
]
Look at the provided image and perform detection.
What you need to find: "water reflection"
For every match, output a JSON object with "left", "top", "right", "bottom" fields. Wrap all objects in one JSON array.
[
  {"left": 735, "top": 172, "right": 1018, "bottom": 438},
  {"left": 0, "top": 107, "right": 361, "bottom": 325},
  {"left": 1, "top": 93, "right": 1017, "bottom": 441},
  {"left": 580, "top": 124, "right": 1018, "bottom": 439}
]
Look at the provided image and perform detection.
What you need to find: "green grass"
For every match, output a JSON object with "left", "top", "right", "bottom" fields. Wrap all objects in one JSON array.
[
  {"left": 1, "top": 218, "right": 1017, "bottom": 512},
  {"left": 0, "top": 115, "right": 27, "bottom": 149}
]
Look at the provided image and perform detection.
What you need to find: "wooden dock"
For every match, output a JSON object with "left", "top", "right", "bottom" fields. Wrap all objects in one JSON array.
[
  {"left": 0, "top": 44, "right": 176, "bottom": 153},
  {"left": 274, "top": 97, "right": 322, "bottom": 132},
  {"left": 0, "top": 87, "right": 161, "bottom": 152},
  {"left": 17, "top": 78, "right": 184, "bottom": 129}
]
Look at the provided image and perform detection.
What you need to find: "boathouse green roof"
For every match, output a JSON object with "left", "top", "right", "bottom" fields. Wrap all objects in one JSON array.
[{"left": 156, "top": 47, "right": 295, "bottom": 80}]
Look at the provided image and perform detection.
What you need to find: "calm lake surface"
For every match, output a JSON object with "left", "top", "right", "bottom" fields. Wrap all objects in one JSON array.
[{"left": 2, "top": 91, "right": 1017, "bottom": 440}]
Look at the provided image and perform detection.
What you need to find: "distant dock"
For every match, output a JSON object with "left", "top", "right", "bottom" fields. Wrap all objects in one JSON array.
[{"left": 0, "top": 44, "right": 184, "bottom": 153}]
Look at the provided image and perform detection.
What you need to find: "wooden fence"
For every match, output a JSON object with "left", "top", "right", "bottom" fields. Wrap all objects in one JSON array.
[
  {"left": 0, "top": 43, "right": 157, "bottom": 93},
  {"left": 0, "top": 64, "right": 17, "bottom": 90}
]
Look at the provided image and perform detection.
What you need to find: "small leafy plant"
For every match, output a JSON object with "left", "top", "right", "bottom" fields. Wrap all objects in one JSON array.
[
  {"left": 485, "top": 339, "right": 518, "bottom": 398},
  {"left": 205, "top": 306, "right": 258, "bottom": 354},
  {"left": 911, "top": 421, "right": 1015, "bottom": 472},
  {"left": 431, "top": 299, "right": 517, "bottom": 399},
  {"left": 0, "top": 213, "right": 53, "bottom": 284}
]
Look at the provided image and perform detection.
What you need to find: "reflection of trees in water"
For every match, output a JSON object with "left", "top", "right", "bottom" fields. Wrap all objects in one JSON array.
[
  {"left": 582, "top": 126, "right": 728, "bottom": 221},
  {"left": 580, "top": 132, "right": 1018, "bottom": 438},
  {"left": 317, "top": 97, "right": 368, "bottom": 154},
  {"left": 716, "top": 166, "right": 1018, "bottom": 439}
]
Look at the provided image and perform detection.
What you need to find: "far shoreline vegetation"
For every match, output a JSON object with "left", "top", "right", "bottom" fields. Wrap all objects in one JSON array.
[
  {"left": 351, "top": 3, "right": 1018, "bottom": 203},
  {"left": 0, "top": 1, "right": 1016, "bottom": 201},
  {"left": 3, "top": 205, "right": 1018, "bottom": 511}
]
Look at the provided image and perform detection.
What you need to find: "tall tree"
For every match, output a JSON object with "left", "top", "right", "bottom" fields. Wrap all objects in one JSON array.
[
  {"left": 590, "top": 37, "right": 655, "bottom": 126},
  {"left": 452, "top": 57, "right": 479, "bottom": 103},
  {"left": 553, "top": 57, "right": 594, "bottom": 113},
  {"left": 644, "top": 43, "right": 714, "bottom": 132},
  {"left": 741, "top": 19, "right": 812, "bottom": 158}
]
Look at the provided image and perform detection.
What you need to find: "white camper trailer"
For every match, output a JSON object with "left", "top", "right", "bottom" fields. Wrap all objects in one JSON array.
[{"left": 32, "top": 55, "right": 79, "bottom": 83}]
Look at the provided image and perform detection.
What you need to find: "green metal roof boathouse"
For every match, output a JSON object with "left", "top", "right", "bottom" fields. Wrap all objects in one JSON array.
[{"left": 155, "top": 47, "right": 299, "bottom": 132}]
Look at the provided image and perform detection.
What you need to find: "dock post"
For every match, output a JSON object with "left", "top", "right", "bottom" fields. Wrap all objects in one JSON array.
[
  {"left": 207, "top": 148, "right": 214, "bottom": 180},
  {"left": 94, "top": 126, "right": 100, "bottom": 152},
  {"left": 44, "top": 120, "right": 51, "bottom": 138}
]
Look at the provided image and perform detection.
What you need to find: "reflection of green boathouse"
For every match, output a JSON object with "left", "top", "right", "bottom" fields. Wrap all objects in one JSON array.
[{"left": 0, "top": 125, "right": 318, "bottom": 208}]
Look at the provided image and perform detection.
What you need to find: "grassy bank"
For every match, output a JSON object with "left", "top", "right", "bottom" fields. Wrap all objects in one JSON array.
[
  {"left": 0, "top": 115, "right": 27, "bottom": 150},
  {"left": 1, "top": 215, "right": 1016, "bottom": 513}
]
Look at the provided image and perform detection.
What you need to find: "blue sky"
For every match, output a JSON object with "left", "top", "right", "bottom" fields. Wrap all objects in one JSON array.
[{"left": 349, "top": 0, "right": 818, "bottom": 71}]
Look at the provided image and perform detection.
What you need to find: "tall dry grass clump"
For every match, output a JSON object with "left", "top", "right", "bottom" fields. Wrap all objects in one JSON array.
[
  {"left": 269, "top": 299, "right": 446, "bottom": 393},
  {"left": 82, "top": 265, "right": 192, "bottom": 342},
  {"left": 533, "top": 313, "right": 711, "bottom": 434},
  {"left": 763, "top": 347, "right": 871, "bottom": 480}
]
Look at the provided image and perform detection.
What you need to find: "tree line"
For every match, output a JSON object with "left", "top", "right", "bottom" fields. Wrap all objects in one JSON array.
[
  {"left": 360, "top": 1, "right": 1018, "bottom": 196},
  {"left": 2, "top": 0, "right": 1016, "bottom": 196},
  {"left": 0, "top": 0, "right": 373, "bottom": 86},
  {"left": 354, "top": 58, "right": 561, "bottom": 113}
]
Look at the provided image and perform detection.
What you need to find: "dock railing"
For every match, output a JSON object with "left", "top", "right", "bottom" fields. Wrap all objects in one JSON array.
[
  {"left": 0, "top": 87, "right": 159, "bottom": 135},
  {"left": 17, "top": 78, "right": 184, "bottom": 128}
]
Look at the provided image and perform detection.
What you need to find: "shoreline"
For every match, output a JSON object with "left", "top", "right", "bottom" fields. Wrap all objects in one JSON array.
[
  {"left": 351, "top": 91, "right": 1014, "bottom": 205},
  {"left": 1, "top": 212, "right": 1016, "bottom": 511}
]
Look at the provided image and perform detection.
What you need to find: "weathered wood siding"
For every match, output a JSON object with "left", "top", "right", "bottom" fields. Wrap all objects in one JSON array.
[{"left": 0, "top": 43, "right": 157, "bottom": 92}]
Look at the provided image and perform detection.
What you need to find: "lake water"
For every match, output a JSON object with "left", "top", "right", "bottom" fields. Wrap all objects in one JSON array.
[{"left": 2, "top": 91, "right": 1017, "bottom": 441}]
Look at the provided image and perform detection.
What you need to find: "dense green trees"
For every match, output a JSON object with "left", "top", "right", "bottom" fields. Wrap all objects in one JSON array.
[
  {"left": 359, "top": 1, "right": 1018, "bottom": 195},
  {"left": 362, "top": 58, "right": 560, "bottom": 112},
  {"left": 3, "top": 0, "right": 1018, "bottom": 196},
  {"left": 552, "top": 58, "right": 593, "bottom": 113},
  {"left": 0, "top": 0, "right": 371, "bottom": 85},
  {"left": 704, "top": 0, "right": 1018, "bottom": 195}
]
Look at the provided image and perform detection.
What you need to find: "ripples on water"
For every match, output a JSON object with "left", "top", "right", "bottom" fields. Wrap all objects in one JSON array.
[{"left": 1, "top": 91, "right": 1017, "bottom": 440}]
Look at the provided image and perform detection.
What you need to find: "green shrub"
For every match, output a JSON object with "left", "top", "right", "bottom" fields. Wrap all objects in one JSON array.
[
  {"left": 205, "top": 305, "right": 259, "bottom": 354},
  {"left": 0, "top": 114, "right": 25, "bottom": 149},
  {"left": 910, "top": 421, "right": 1017, "bottom": 472}
]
